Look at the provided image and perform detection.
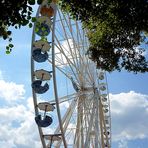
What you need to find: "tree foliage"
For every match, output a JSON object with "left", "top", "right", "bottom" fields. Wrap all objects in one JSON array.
[
  {"left": 60, "top": 0, "right": 148, "bottom": 73},
  {"left": 0, "top": 0, "right": 43, "bottom": 53},
  {"left": 0, "top": 0, "right": 148, "bottom": 73}
]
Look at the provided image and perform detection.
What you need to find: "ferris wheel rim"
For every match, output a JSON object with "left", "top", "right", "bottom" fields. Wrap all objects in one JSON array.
[
  {"left": 51, "top": 4, "right": 68, "bottom": 148},
  {"left": 31, "top": 2, "right": 111, "bottom": 148}
]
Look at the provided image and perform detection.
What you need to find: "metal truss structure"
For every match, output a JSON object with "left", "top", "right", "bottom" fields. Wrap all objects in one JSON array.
[{"left": 31, "top": 1, "right": 111, "bottom": 148}]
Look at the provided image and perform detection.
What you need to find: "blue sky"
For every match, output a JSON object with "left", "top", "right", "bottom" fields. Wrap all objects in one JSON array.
[{"left": 0, "top": 9, "right": 148, "bottom": 148}]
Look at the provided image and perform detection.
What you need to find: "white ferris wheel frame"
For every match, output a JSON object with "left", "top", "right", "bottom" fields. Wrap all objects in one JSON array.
[{"left": 31, "top": 2, "right": 111, "bottom": 148}]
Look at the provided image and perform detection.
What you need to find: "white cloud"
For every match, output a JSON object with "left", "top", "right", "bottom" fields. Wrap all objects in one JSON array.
[
  {"left": 0, "top": 80, "right": 25, "bottom": 102},
  {"left": 0, "top": 76, "right": 148, "bottom": 148},
  {"left": 60, "top": 101, "right": 70, "bottom": 109},
  {"left": 118, "top": 139, "right": 128, "bottom": 148},
  {"left": 110, "top": 91, "right": 148, "bottom": 141},
  {"left": 55, "top": 39, "right": 79, "bottom": 67},
  {"left": 0, "top": 97, "right": 41, "bottom": 148}
]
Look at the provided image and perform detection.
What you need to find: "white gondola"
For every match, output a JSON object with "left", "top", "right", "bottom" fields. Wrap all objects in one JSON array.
[
  {"left": 105, "top": 119, "right": 109, "bottom": 125},
  {"left": 103, "top": 104, "right": 108, "bottom": 108},
  {"left": 99, "top": 83, "right": 106, "bottom": 91},
  {"left": 99, "top": 71, "right": 104, "bottom": 80},
  {"left": 104, "top": 109, "right": 109, "bottom": 113},
  {"left": 44, "top": 134, "right": 62, "bottom": 141},
  {"left": 100, "top": 94, "right": 107, "bottom": 98},
  {"left": 34, "top": 69, "right": 52, "bottom": 80},
  {"left": 38, "top": 102, "right": 55, "bottom": 111},
  {"left": 33, "top": 40, "right": 51, "bottom": 52}
]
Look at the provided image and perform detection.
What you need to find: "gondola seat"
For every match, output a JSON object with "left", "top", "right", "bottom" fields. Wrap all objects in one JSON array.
[
  {"left": 32, "top": 80, "right": 49, "bottom": 94},
  {"left": 35, "top": 115, "right": 53, "bottom": 127},
  {"left": 32, "top": 48, "right": 48, "bottom": 63}
]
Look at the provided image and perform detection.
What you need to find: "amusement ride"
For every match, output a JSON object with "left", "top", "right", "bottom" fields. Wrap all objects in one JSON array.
[{"left": 31, "top": 0, "right": 111, "bottom": 147}]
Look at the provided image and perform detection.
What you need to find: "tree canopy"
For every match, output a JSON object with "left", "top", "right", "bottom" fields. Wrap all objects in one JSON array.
[
  {"left": 0, "top": 0, "right": 148, "bottom": 73},
  {"left": 60, "top": 0, "right": 148, "bottom": 73},
  {"left": 0, "top": 0, "right": 42, "bottom": 53}
]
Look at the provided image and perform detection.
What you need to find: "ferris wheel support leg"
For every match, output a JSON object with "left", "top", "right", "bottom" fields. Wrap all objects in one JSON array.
[
  {"left": 84, "top": 98, "right": 96, "bottom": 148},
  {"left": 74, "top": 98, "right": 81, "bottom": 147},
  {"left": 74, "top": 110, "right": 80, "bottom": 147}
]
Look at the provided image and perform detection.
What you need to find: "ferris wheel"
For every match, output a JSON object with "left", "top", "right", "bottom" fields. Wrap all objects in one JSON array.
[{"left": 31, "top": 0, "right": 111, "bottom": 148}]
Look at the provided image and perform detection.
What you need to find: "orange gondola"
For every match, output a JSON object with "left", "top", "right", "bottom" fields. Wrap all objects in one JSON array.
[{"left": 40, "top": 6, "right": 54, "bottom": 17}]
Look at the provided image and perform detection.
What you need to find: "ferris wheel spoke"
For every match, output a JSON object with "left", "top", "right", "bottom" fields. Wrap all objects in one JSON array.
[
  {"left": 82, "top": 59, "right": 96, "bottom": 86},
  {"left": 54, "top": 36, "right": 76, "bottom": 68},
  {"left": 82, "top": 36, "right": 95, "bottom": 84},
  {"left": 50, "top": 21, "right": 78, "bottom": 72},
  {"left": 64, "top": 14, "right": 86, "bottom": 70},
  {"left": 48, "top": 98, "right": 77, "bottom": 147},
  {"left": 53, "top": 34, "right": 80, "bottom": 82},
  {"left": 80, "top": 34, "right": 93, "bottom": 84},
  {"left": 49, "top": 93, "right": 77, "bottom": 104},
  {"left": 66, "top": 14, "right": 81, "bottom": 68},
  {"left": 60, "top": 11, "right": 87, "bottom": 74},
  {"left": 57, "top": 9, "right": 80, "bottom": 69},
  {"left": 53, "top": 28, "right": 77, "bottom": 68},
  {"left": 84, "top": 98, "right": 98, "bottom": 148},
  {"left": 61, "top": 11, "right": 85, "bottom": 70},
  {"left": 53, "top": 9, "right": 95, "bottom": 86},
  {"left": 83, "top": 94, "right": 94, "bottom": 134},
  {"left": 75, "top": 21, "right": 84, "bottom": 51},
  {"left": 48, "top": 58, "right": 80, "bottom": 87}
]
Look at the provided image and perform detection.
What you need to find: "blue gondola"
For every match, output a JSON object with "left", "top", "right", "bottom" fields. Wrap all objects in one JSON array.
[
  {"left": 35, "top": 23, "right": 50, "bottom": 37},
  {"left": 32, "top": 48, "right": 48, "bottom": 63},
  {"left": 32, "top": 80, "right": 49, "bottom": 94},
  {"left": 35, "top": 115, "right": 53, "bottom": 127}
]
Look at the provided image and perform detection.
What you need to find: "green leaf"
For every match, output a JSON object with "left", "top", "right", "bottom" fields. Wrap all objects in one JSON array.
[
  {"left": 37, "top": 0, "right": 43, "bottom": 5},
  {"left": 47, "top": 0, "right": 52, "bottom": 4},
  {"left": 41, "top": 36, "right": 47, "bottom": 41},
  {"left": 31, "top": 17, "right": 36, "bottom": 22},
  {"left": 22, "top": 20, "right": 29, "bottom": 26},
  {"left": 6, "top": 46, "right": 9, "bottom": 50},
  {"left": 42, "top": 27, "right": 46, "bottom": 31},
  {"left": 27, "top": 15, "right": 32, "bottom": 20},
  {"left": 3, "top": 35, "right": 8, "bottom": 40},
  {"left": 7, "top": 31, "right": 12, "bottom": 35},
  {"left": 29, "top": 23, "right": 33, "bottom": 28},
  {"left": 35, "top": 28, "right": 39, "bottom": 32},
  {"left": 28, "top": 0, "right": 35, "bottom": 5},
  {"left": 28, "top": 6, "right": 32, "bottom": 12},
  {"left": 9, "top": 44, "right": 14, "bottom": 48},
  {"left": 6, "top": 50, "right": 11, "bottom": 54},
  {"left": 9, "top": 38, "right": 12, "bottom": 42}
]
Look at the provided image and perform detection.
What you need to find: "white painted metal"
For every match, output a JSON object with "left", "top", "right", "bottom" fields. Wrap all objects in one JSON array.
[
  {"left": 34, "top": 69, "right": 52, "bottom": 80},
  {"left": 38, "top": 102, "right": 55, "bottom": 111},
  {"left": 31, "top": 1, "right": 111, "bottom": 148}
]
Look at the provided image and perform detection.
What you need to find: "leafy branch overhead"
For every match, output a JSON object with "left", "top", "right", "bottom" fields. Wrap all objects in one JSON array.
[
  {"left": 60, "top": 0, "right": 148, "bottom": 73},
  {"left": 0, "top": 0, "right": 43, "bottom": 53},
  {"left": 0, "top": 0, "right": 148, "bottom": 73}
]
